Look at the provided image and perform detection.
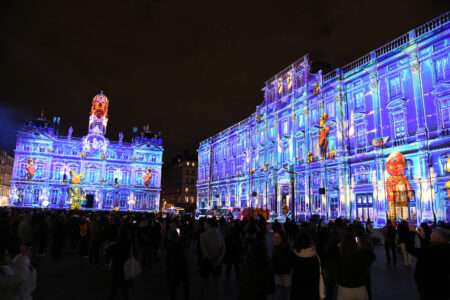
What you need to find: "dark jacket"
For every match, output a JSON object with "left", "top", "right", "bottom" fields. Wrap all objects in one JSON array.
[
  {"left": 337, "top": 248, "right": 375, "bottom": 288},
  {"left": 272, "top": 244, "right": 292, "bottom": 275},
  {"left": 410, "top": 243, "right": 450, "bottom": 300},
  {"left": 397, "top": 222, "right": 410, "bottom": 244},
  {"left": 291, "top": 247, "right": 320, "bottom": 300},
  {"left": 239, "top": 241, "right": 274, "bottom": 300}
]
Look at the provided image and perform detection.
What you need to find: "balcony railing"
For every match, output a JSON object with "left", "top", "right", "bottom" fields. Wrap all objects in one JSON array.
[
  {"left": 415, "top": 11, "right": 450, "bottom": 37},
  {"left": 342, "top": 53, "right": 372, "bottom": 74},
  {"left": 375, "top": 33, "right": 410, "bottom": 58}
]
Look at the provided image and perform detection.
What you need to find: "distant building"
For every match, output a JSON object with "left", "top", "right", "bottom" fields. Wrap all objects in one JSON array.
[
  {"left": 9, "top": 92, "right": 163, "bottom": 211},
  {"left": 162, "top": 154, "right": 197, "bottom": 212},
  {"left": 0, "top": 151, "right": 14, "bottom": 206},
  {"left": 197, "top": 12, "right": 450, "bottom": 225}
]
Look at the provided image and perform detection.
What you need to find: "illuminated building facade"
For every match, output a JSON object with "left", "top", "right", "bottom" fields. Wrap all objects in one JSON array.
[
  {"left": 9, "top": 92, "right": 163, "bottom": 211},
  {"left": 197, "top": 12, "right": 450, "bottom": 225},
  {"left": 0, "top": 151, "right": 14, "bottom": 206}
]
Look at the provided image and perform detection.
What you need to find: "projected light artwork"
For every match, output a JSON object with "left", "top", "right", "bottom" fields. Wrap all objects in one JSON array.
[
  {"left": 197, "top": 13, "right": 450, "bottom": 225},
  {"left": 9, "top": 92, "right": 163, "bottom": 211}
]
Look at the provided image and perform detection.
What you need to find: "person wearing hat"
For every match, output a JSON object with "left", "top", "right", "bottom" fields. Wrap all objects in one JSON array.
[{"left": 408, "top": 226, "right": 450, "bottom": 300}]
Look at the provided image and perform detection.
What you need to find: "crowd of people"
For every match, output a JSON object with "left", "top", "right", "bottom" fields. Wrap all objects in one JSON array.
[{"left": 0, "top": 207, "right": 449, "bottom": 300}]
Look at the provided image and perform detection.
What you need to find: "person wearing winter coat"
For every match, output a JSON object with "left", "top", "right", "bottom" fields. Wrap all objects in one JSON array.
[
  {"left": 291, "top": 231, "right": 322, "bottom": 300},
  {"left": 224, "top": 221, "right": 243, "bottom": 281},
  {"left": 336, "top": 232, "right": 375, "bottom": 300},
  {"left": 240, "top": 236, "right": 274, "bottom": 300},
  {"left": 408, "top": 226, "right": 450, "bottom": 300},
  {"left": 106, "top": 227, "right": 132, "bottom": 300},
  {"left": 199, "top": 218, "right": 225, "bottom": 300},
  {"left": 272, "top": 231, "right": 292, "bottom": 300},
  {"left": 165, "top": 221, "right": 190, "bottom": 300},
  {"left": 382, "top": 220, "right": 397, "bottom": 266},
  {"left": 397, "top": 220, "right": 412, "bottom": 266}
]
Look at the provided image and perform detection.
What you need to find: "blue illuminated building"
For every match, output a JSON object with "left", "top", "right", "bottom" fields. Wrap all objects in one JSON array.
[
  {"left": 9, "top": 92, "right": 163, "bottom": 211},
  {"left": 197, "top": 12, "right": 450, "bottom": 225}
]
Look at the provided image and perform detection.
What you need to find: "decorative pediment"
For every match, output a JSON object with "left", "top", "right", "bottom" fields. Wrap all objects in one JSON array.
[
  {"left": 386, "top": 97, "right": 408, "bottom": 111},
  {"left": 431, "top": 80, "right": 450, "bottom": 98},
  {"left": 134, "top": 143, "right": 163, "bottom": 151}
]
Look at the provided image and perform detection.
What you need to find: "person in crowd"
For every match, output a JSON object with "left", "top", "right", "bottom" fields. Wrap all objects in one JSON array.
[
  {"left": 416, "top": 223, "right": 431, "bottom": 249},
  {"left": 243, "top": 217, "right": 260, "bottom": 252},
  {"left": 165, "top": 220, "right": 190, "bottom": 300},
  {"left": 224, "top": 220, "right": 242, "bottom": 281},
  {"left": 240, "top": 233, "right": 274, "bottom": 300},
  {"left": 365, "top": 218, "right": 373, "bottom": 235},
  {"left": 336, "top": 231, "right": 375, "bottom": 300},
  {"left": 50, "top": 214, "right": 65, "bottom": 260},
  {"left": 408, "top": 226, "right": 450, "bottom": 300},
  {"left": 12, "top": 244, "right": 37, "bottom": 300},
  {"left": 106, "top": 226, "right": 132, "bottom": 300},
  {"left": 17, "top": 215, "right": 33, "bottom": 247},
  {"left": 79, "top": 217, "right": 89, "bottom": 258},
  {"left": 382, "top": 220, "right": 397, "bottom": 266},
  {"left": 199, "top": 217, "right": 225, "bottom": 300},
  {"left": 290, "top": 230, "right": 321, "bottom": 300},
  {"left": 89, "top": 215, "right": 102, "bottom": 264},
  {"left": 397, "top": 220, "right": 412, "bottom": 266},
  {"left": 0, "top": 246, "right": 23, "bottom": 300},
  {"left": 149, "top": 217, "right": 162, "bottom": 264},
  {"left": 272, "top": 230, "right": 292, "bottom": 300},
  {"left": 36, "top": 213, "right": 48, "bottom": 256}
]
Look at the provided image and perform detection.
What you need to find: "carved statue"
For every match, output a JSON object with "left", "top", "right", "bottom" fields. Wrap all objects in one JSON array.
[
  {"left": 26, "top": 158, "right": 36, "bottom": 179},
  {"left": 118, "top": 132, "right": 124, "bottom": 143},
  {"left": 68, "top": 127, "right": 73, "bottom": 139},
  {"left": 318, "top": 113, "right": 331, "bottom": 160},
  {"left": 385, "top": 151, "right": 413, "bottom": 220}
]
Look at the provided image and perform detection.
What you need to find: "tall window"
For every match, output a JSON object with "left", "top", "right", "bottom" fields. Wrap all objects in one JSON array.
[
  {"left": 313, "top": 194, "right": 321, "bottom": 212},
  {"left": 54, "top": 166, "right": 61, "bottom": 180},
  {"left": 298, "top": 113, "right": 304, "bottom": 128},
  {"left": 312, "top": 134, "right": 320, "bottom": 158},
  {"left": 296, "top": 140, "right": 304, "bottom": 161},
  {"left": 389, "top": 77, "right": 402, "bottom": 99},
  {"left": 355, "top": 123, "right": 366, "bottom": 148},
  {"left": 326, "top": 101, "right": 335, "bottom": 118},
  {"left": 311, "top": 109, "right": 319, "bottom": 125},
  {"left": 50, "top": 190, "right": 58, "bottom": 205},
  {"left": 356, "top": 193, "right": 374, "bottom": 221},
  {"left": 392, "top": 111, "right": 407, "bottom": 139},
  {"left": 283, "top": 120, "right": 289, "bottom": 136},
  {"left": 435, "top": 56, "right": 448, "bottom": 82},
  {"left": 88, "top": 168, "right": 96, "bottom": 183},
  {"left": 439, "top": 98, "right": 450, "bottom": 128},
  {"left": 354, "top": 91, "right": 364, "bottom": 111},
  {"left": 33, "top": 189, "right": 40, "bottom": 205},
  {"left": 107, "top": 170, "right": 114, "bottom": 183}
]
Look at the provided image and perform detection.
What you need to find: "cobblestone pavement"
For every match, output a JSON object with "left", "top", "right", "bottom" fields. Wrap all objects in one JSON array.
[{"left": 32, "top": 242, "right": 419, "bottom": 300}]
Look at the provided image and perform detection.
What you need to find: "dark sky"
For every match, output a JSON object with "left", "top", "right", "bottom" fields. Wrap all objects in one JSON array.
[{"left": 1, "top": 0, "right": 448, "bottom": 160}]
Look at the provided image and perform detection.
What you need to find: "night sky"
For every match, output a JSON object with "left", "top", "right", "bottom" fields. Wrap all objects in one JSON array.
[{"left": 1, "top": 0, "right": 448, "bottom": 160}]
